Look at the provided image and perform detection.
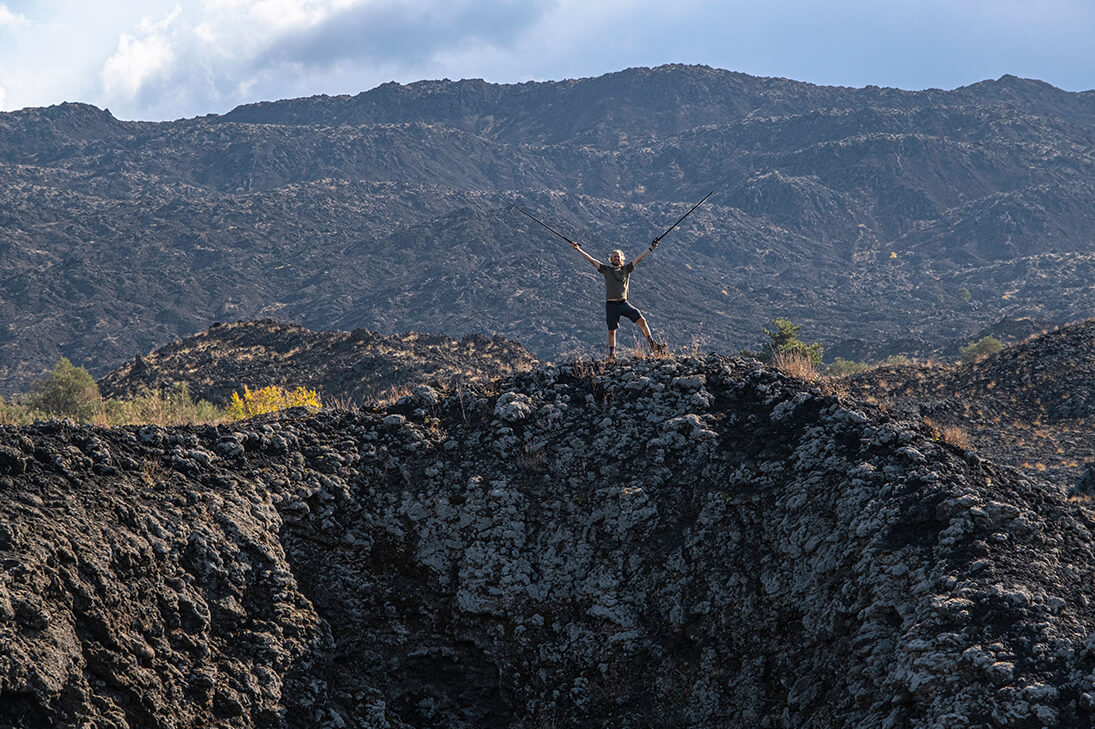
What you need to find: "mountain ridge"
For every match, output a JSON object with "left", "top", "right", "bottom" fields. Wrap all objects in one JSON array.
[
  {"left": 3, "top": 64, "right": 1095, "bottom": 393},
  {"left": 221, "top": 65, "right": 1095, "bottom": 134}
]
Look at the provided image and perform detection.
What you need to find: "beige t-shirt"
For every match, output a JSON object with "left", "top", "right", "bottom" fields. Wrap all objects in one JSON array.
[{"left": 598, "top": 261, "right": 636, "bottom": 300}]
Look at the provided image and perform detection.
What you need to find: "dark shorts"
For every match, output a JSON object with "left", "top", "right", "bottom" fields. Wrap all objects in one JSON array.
[{"left": 605, "top": 299, "right": 642, "bottom": 330}]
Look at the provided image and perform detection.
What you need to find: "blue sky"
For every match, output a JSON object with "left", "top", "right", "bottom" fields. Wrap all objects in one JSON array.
[{"left": 1, "top": 0, "right": 1093, "bottom": 121}]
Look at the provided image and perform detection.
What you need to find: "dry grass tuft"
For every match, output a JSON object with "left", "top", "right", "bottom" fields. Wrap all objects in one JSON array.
[
  {"left": 772, "top": 350, "right": 819, "bottom": 382},
  {"left": 569, "top": 357, "right": 608, "bottom": 378},
  {"left": 323, "top": 393, "right": 363, "bottom": 411},
  {"left": 941, "top": 425, "right": 971, "bottom": 450},
  {"left": 375, "top": 384, "right": 414, "bottom": 408},
  {"left": 680, "top": 334, "right": 711, "bottom": 357},
  {"left": 514, "top": 444, "right": 547, "bottom": 474},
  {"left": 923, "top": 418, "right": 972, "bottom": 450}
]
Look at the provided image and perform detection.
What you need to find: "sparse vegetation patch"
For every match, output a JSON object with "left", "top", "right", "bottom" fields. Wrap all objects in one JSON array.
[
  {"left": 227, "top": 385, "right": 322, "bottom": 419},
  {"left": 960, "top": 335, "right": 1004, "bottom": 363}
]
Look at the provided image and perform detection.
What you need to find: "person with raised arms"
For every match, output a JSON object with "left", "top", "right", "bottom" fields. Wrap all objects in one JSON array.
[
  {"left": 512, "top": 191, "right": 712, "bottom": 362},
  {"left": 570, "top": 239, "right": 664, "bottom": 362}
]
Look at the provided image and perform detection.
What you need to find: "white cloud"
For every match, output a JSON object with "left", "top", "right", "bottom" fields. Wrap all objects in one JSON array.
[
  {"left": 106, "top": 0, "right": 381, "bottom": 117},
  {"left": 194, "top": 0, "right": 367, "bottom": 54},
  {"left": 101, "top": 34, "right": 176, "bottom": 100},
  {"left": 247, "top": 0, "right": 346, "bottom": 33},
  {"left": 100, "top": 7, "right": 181, "bottom": 100},
  {"left": 88, "top": 0, "right": 555, "bottom": 119},
  {"left": 0, "top": 4, "right": 28, "bottom": 28}
]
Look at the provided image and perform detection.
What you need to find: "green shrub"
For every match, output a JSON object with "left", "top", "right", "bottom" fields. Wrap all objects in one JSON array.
[
  {"left": 24, "top": 358, "right": 101, "bottom": 420},
  {"left": 828, "top": 357, "right": 871, "bottom": 377},
  {"left": 959, "top": 336, "right": 1004, "bottom": 364},
  {"left": 100, "top": 383, "right": 226, "bottom": 426},
  {"left": 0, "top": 395, "right": 48, "bottom": 425},
  {"left": 3, "top": 376, "right": 229, "bottom": 427}
]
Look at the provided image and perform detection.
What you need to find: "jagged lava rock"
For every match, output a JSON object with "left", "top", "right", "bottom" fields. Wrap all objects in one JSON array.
[{"left": 3, "top": 354, "right": 1095, "bottom": 728}]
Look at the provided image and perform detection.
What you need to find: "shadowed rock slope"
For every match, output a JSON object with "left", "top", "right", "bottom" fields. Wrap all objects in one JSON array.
[
  {"left": 845, "top": 318, "right": 1095, "bottom": 490},
  {"left": 4, "top": 354, "right": 1095, "bottom": 728},
  {"left": 97, "top": 319, "right": 538, "bottom": 407}
]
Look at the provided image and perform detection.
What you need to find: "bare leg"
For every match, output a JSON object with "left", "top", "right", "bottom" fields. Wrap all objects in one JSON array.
[
  {"left": 607, "top": 329, "right": 617, "bottom": 361},
  {"left": 637, "top": 317, "right": 654, "bottom": 350},
  {"left": 636, "top": 317, "right": 664, "bottom": 353}
]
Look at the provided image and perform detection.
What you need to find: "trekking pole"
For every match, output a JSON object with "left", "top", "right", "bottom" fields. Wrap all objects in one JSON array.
[
  {"left": 510, "top": 203, "right": 576, "bottom": 245},
  {"left": 654, "top": 191, "right": 714, "bottom": 243}
]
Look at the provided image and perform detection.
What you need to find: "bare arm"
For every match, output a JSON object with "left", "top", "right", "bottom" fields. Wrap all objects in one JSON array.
[
  {"left": 571, "top": 242, "right": 604, "bottom": 269},
  {"left": 631, "top": 238, "right": 660, "bottom": 267}
]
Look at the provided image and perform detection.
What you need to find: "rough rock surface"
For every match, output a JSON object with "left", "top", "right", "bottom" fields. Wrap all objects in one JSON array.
[
  {"left": 97, "top": 319, "right": 538, "bottom": 406},
  {"left": 4, "top": 355, "right": 1095, "bottom": 728}
]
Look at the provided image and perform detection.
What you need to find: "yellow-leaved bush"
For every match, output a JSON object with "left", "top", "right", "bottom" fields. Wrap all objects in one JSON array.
[{"left": 227, "top": 385, "right": 322, "bottom": 420}]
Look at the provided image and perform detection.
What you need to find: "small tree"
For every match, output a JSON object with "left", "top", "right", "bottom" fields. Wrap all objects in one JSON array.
[
  {"left": 25, "top": 357, "right": 101, "bottom": 419},
  {"left": 959, "top": 336, "right": 1003, "bottom": 364},
  {"left": 758, "top": 318, "right": 824, "bottom": 367}
]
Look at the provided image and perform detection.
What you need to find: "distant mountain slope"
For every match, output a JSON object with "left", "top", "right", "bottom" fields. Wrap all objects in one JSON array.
[
  {"left": 98, "top": 320, "right": 537, "bottom": 406},
  {"left": 4, "top": 64, "right": 1095, "bottom": 393}
]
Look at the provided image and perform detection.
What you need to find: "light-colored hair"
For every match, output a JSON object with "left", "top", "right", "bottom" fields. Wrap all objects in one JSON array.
[{"left": 610, "top": 249, "right": 626, "bottom": 264}]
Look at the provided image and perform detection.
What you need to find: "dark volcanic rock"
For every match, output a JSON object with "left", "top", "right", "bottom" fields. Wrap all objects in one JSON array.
[
  {"left": 4, "top": 65, "right": 1095, "bottom": 393},
  {"left": 97, "top": 319, "right": 538, "bottom": 406},
  {"left": 4, "top": 355, "right": 1095, "bottom": 727}
]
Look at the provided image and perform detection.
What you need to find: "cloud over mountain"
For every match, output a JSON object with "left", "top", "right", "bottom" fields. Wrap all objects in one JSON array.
[{"left": 1, "top": 0, "right": 1094, "bottom": 120}]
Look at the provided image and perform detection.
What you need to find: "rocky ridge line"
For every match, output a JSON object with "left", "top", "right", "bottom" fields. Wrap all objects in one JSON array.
[
  {"left": 97, "top": 319, "right": 538, "bottom": 406},
  {"left": 845, "top": 318, "right": 1095, "bottom": 490}
]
